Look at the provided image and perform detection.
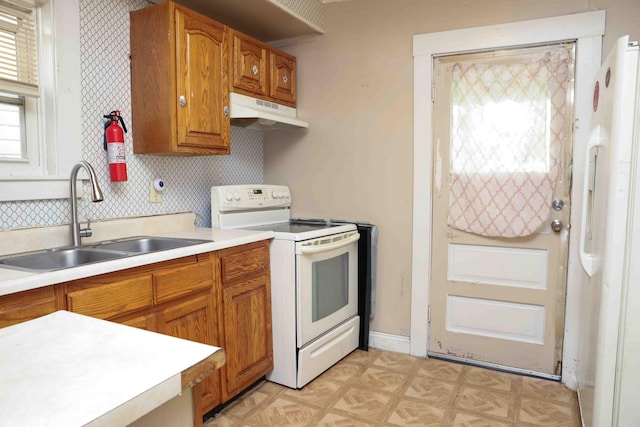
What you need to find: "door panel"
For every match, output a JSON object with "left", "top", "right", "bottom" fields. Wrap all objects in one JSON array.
[
  {"left": 430, "top": 44, "right": 574, "bottom": 375},
  {"left": 448, "top": 244, "right": 548, "bottom": 289}
]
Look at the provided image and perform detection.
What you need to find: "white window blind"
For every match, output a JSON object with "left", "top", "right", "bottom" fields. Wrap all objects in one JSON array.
[{"left": 0, "top": 0, "right": 38, "bottom": 97}]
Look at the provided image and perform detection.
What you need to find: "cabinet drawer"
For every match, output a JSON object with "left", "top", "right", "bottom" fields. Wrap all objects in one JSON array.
[
  {"left": 0, "top": 286, "right": 59, "bottom": 328},
  {"left": 66, "top": 276, "right": 153, "bottom": 320},
  {"left": 219, "top": 240, "right": 269, "bottom": 284},
  {"left": 155, "top": 260, "right": 213, "bottom": 304}
]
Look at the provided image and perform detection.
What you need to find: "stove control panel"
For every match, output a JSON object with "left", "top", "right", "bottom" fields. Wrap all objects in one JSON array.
[{"left": 212, "top": 184, "right": 291, "bottom": 212}]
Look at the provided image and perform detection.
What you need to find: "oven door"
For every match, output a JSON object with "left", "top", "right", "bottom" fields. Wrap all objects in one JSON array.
[{"left": 296, "top": 230, "right": 360, "bottom": 347}]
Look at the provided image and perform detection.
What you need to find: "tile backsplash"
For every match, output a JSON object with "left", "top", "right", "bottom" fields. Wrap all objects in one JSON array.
[{"left": 0, "top": 0, "right": 263, "bottom": 231}]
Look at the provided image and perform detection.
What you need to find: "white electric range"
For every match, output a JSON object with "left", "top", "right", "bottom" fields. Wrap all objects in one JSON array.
[{"left": 211, "top": 184, "right": 360, "bottom": 388}]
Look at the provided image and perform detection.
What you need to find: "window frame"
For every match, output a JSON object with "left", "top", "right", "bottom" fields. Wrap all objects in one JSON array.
[
  {"left": 0, "top": 94, "right": 28, "bottom": 161},
  {"left": 0, "top": 94, "right": 41, "bottom": 174},
  {"left": 0, "top": 0, "right": 81, "bottom": 201}
]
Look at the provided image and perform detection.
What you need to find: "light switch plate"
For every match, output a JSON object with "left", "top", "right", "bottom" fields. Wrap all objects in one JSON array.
[{"left": 149, "top": 180, "right": 162, "bottom": 203}]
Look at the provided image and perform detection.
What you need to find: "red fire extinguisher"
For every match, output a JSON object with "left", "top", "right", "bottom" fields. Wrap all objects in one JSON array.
[{"left": 103, "top": 111, "right": 128, "bottom": 182}]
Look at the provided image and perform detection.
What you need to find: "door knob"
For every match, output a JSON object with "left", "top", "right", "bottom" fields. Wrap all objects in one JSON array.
[
  {"left": 552, "top": 199, "right": 565, "bottom": 211},
  {"left": 551, "top": 219, "right": 563, "bottom": 232}
]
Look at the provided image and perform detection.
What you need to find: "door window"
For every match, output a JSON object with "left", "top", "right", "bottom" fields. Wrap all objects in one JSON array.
[{"left": 447, "top": 45, "right": 574, "bottom": 237}]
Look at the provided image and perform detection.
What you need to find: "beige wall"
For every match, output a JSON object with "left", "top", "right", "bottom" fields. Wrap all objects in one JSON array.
[{"left": 263, "top": 0, "right": 640, "bottom": 337}]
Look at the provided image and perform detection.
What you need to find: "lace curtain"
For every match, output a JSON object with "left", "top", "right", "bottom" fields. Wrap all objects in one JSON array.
[{"left": 448, "top": 47, "right": 572, "bottom": 237}]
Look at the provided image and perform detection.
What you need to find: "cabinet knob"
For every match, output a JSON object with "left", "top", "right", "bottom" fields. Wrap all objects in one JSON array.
[
  {"left": 252, "top": 65, "right": 259, "bottom": 75},
  {"left": 223, "top": 105, "right": 229, "bottom": 116},
  {"left": 282, "top": 74, "right": 288, "bottom": 84},
  {"left": 179, "top": 95, "right": 186, "bottom": 108}
]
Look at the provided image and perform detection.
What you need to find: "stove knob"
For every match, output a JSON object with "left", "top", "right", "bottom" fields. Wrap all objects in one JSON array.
[
  {"left": 233, "top": 192, "right": 240, "bottom": 201},
  {"left": 272, "top": 191, "right": 278, "bottom": 199},
  {"left": 284, "top": 192, "right": 290, "bottom": 199},
  {"left": 277, "top": 191, "right": 284, "bottom": 199},
  {"left": 225, "top": 192, "right": 233, "bottom": 202}
]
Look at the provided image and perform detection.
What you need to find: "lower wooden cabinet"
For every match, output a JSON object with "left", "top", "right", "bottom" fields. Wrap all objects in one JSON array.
[
  {"left": 161, "top": 293, "right": 221, "bottom": 416},
  {"left": 218, "top": 240, "right": 273, "bottom": 401},
  {"left": 0, "top": 240, "right": 273, "bottom": 419},
  {"left": 220, "top": 275, "right": 273, "bottom": 400},
  {"left": 62, "top": 253, "right": 220, "bottom": 418},
  {"left": 0, "top": 285, "right": 63, "bottom": 328}
]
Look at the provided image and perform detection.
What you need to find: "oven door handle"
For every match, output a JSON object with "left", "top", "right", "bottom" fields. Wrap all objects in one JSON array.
[{"left": 299, "top": 233, "right": 360, "bottom": 255}]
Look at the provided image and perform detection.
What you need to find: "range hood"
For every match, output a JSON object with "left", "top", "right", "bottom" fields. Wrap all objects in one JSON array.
[{"left": 229, "top": 92, "right": 309, "bottom": 131}]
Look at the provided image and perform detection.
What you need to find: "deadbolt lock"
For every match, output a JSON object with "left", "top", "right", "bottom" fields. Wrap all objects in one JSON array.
[{"left": 552, "top": 199, "right": 565, "bottom": 211}]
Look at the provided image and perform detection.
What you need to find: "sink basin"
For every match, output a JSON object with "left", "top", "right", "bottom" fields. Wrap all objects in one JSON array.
[
  {"left": 0, "top": 236, "right": 212, "bottom": 272},
  {"left": 0, "top": 248, "right": 128, "bottom": 272},
  {"left": 95, "top": 236, "right": 210, "bottom": 253}
]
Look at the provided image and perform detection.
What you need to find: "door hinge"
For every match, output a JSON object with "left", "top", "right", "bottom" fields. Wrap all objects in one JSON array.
[
  {"left": 427, "top": 305, "right": 431, "bottom": 323},
  {"left": 431, "top": 83, "right": 435, "bottom": 103}
]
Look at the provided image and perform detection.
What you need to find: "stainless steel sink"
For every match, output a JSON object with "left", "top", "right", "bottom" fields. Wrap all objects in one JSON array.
[
  {"left": 0, "top": 248, "right": 128, "bottom": 272},
  {"left": 0, "top": 236, "right": 211, "bottom": 272},
  {"left": 94, "top": 236, "right": 210, "bottom": 253}
]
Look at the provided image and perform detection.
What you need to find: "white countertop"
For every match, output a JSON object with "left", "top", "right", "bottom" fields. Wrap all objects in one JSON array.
[
  {"left": 0, "top": 310, "right": 225, "bottom": 426},
  {"left": 0, "top": 227, "right": 274, "bottom": 297}
]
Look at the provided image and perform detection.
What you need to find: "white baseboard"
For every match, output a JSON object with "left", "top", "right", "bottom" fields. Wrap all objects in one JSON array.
[{"left": 368, "top": 331, "right": 411, "bottom": 354}]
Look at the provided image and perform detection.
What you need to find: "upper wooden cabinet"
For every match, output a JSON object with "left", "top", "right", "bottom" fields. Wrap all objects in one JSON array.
[
  {"left": 129, "top": 2, "right": 300, "bottom": 155},
  {"left": 230, "top": 31, "right": 268, "bottom": 98},
  {"left": 229, "top": 29, "right": 297, "bottom": 107},
  {"left": 270, "top": 51, "right": 296, "bottom": 105},
  {"left": 130, "top": 1, "right": 230, "bottom": 155}
]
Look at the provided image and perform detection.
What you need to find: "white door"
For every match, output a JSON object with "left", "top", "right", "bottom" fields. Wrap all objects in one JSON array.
[{"left": 430, "top": 44, "right": 574, "bottom": 376}]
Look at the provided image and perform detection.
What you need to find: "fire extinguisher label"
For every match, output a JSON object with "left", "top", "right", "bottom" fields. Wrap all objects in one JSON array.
[{"left": 107, "top": 142, "right": 126, "bottom": 163}]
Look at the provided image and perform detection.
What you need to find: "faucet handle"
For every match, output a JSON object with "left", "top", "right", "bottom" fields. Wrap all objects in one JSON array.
[{"left": 79, "top": 218, "right": 93, "bottom": 239}]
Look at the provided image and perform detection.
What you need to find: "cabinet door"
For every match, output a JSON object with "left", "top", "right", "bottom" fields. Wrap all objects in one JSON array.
[
  {"left": 270, "top": 51, "right": 296, "bottom": 105},
  {"left": 231, "top": 32, "right": 267, "bottom": 97},
  {"left": 161, "top": 294, "right": 221, "bottom": 415},
  {"left": 221, "top": 275, "right": 273, "bottom": 400},
  {"left": 118, "top": 313, "right": 158, "bottom": 332},
  {"left": 175, "top": 6, "right": 229, "bottom": 153}
]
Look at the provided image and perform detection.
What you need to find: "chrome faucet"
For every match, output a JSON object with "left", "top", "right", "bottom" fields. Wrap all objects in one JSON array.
[{"left": 70, "top": 161, "right": 104, "bottom": 246}]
